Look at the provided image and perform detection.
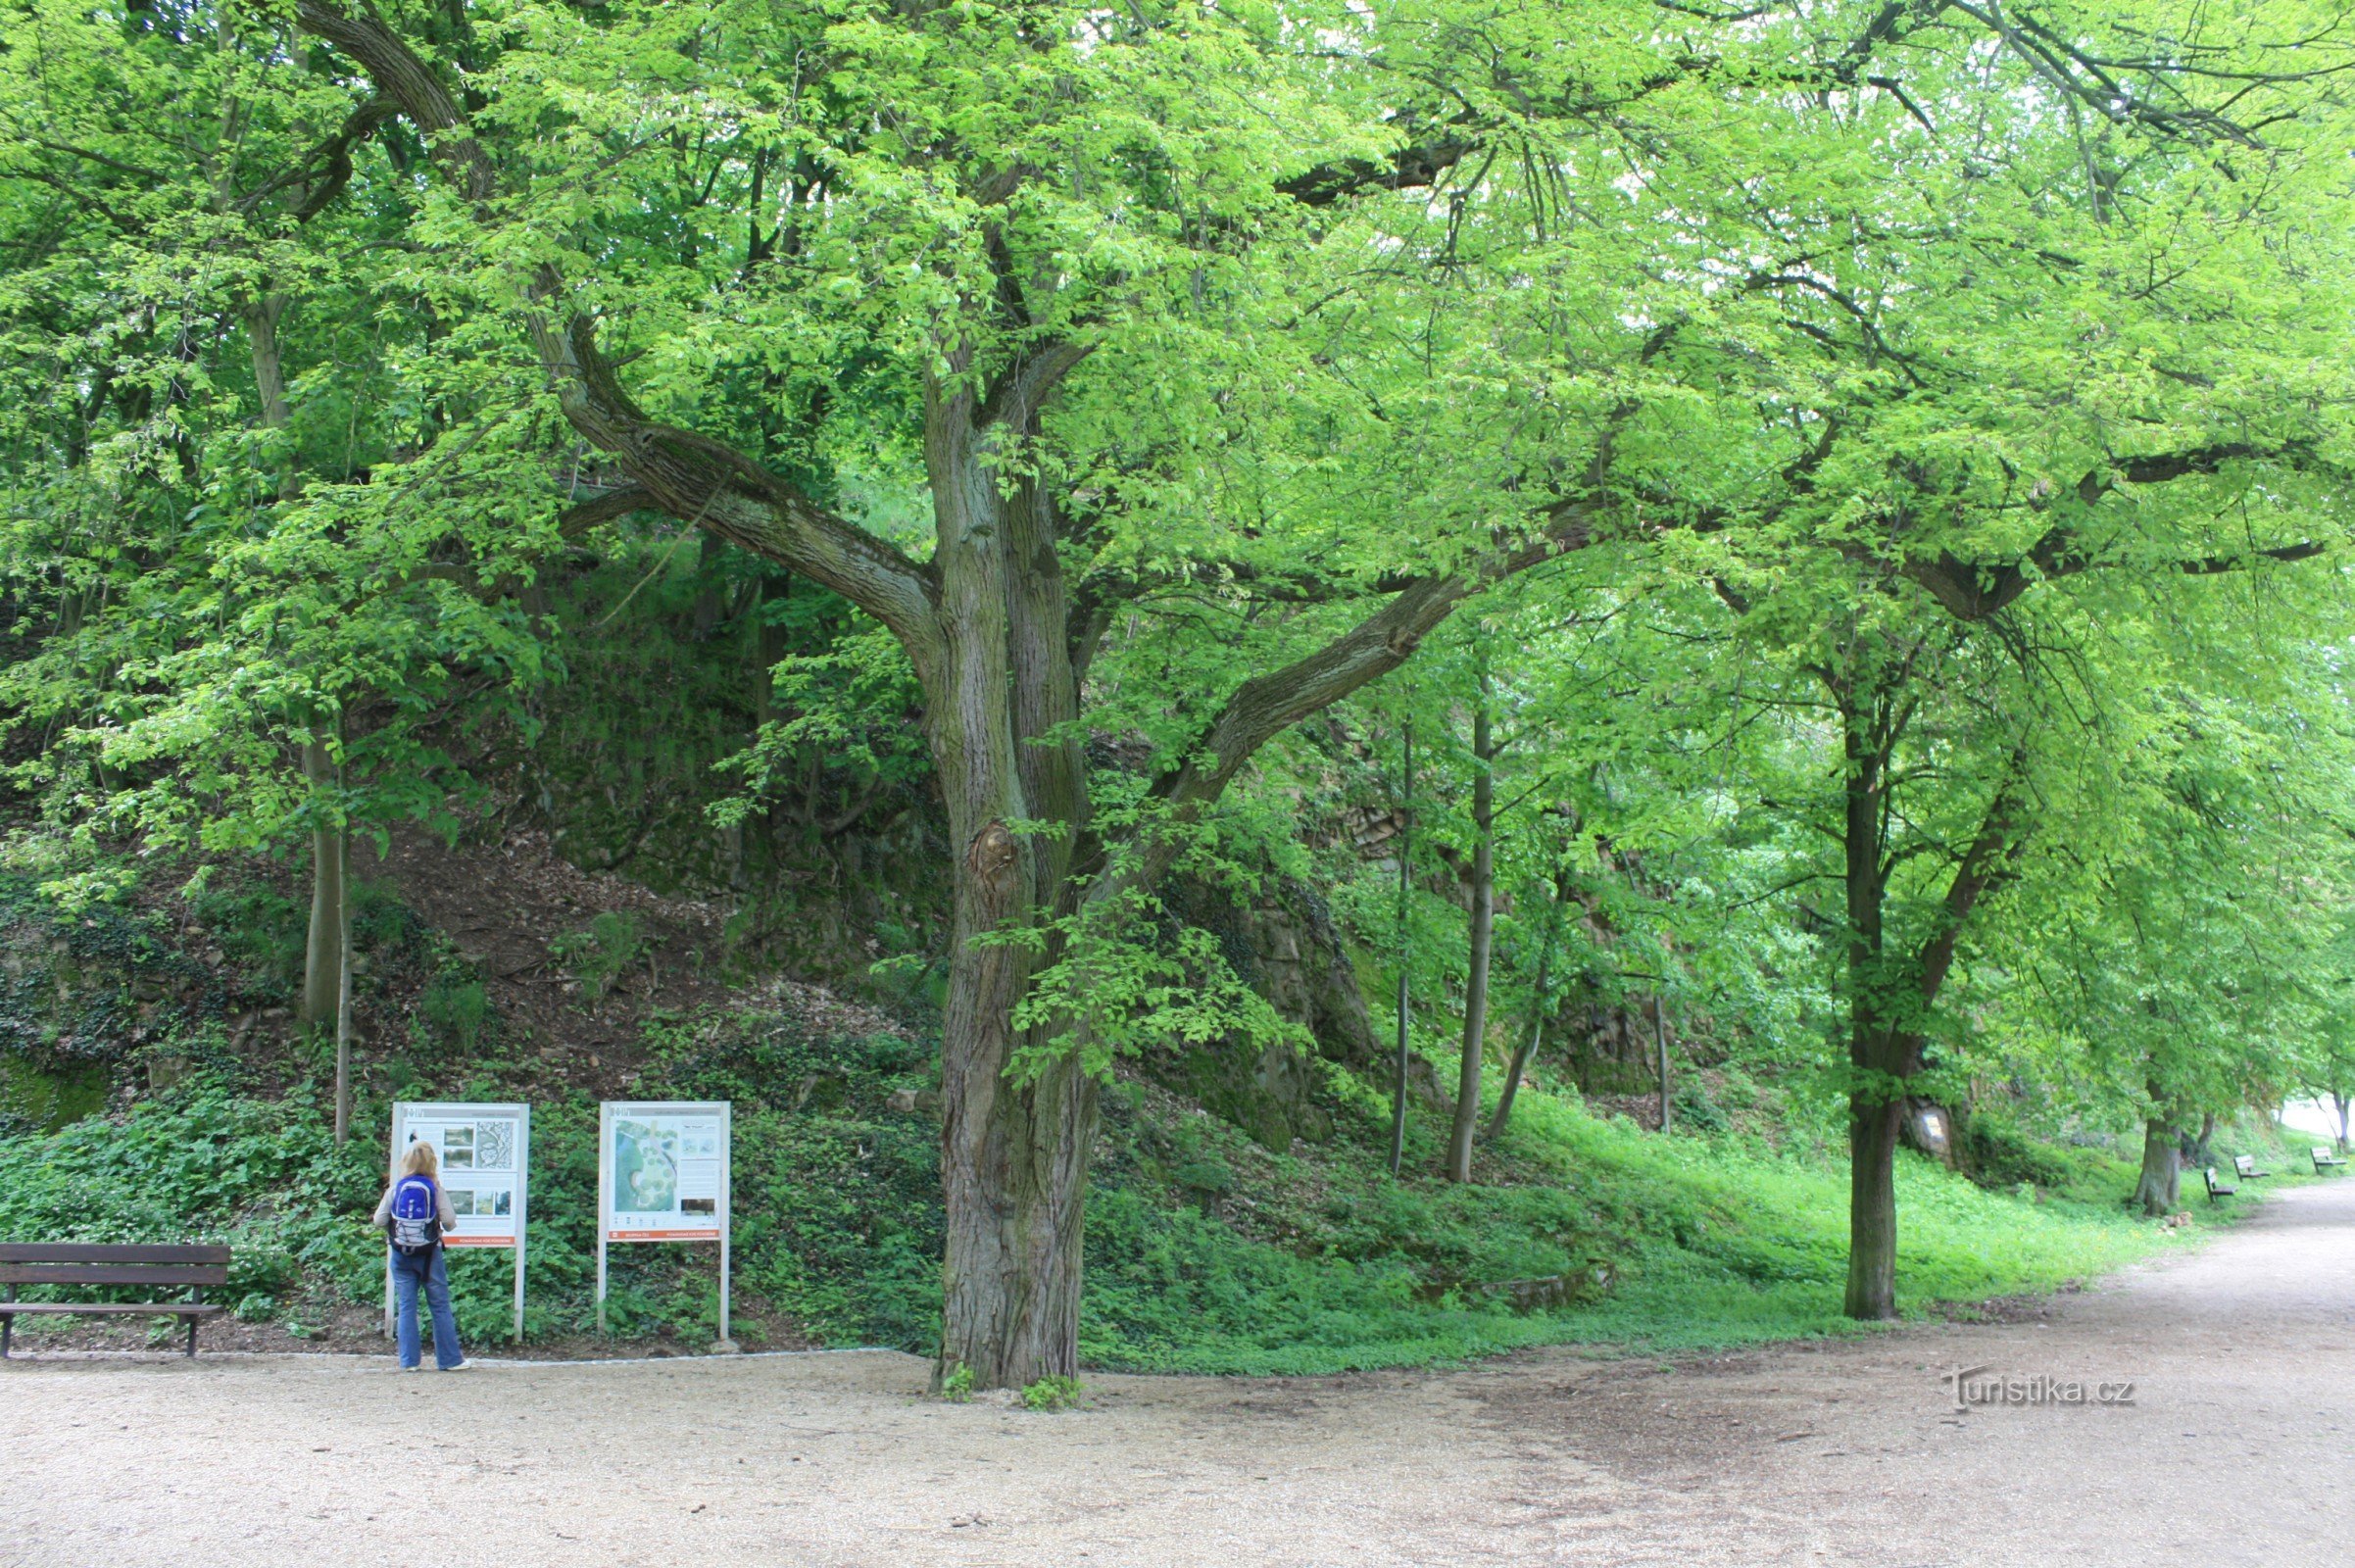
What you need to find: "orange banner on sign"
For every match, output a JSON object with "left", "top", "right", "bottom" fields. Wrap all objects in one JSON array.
[{"left": 609, "top": 1228, "right": 721, "bottom": 1242}]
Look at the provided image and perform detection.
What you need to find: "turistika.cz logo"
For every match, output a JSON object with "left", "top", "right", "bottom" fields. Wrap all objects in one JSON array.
[{"left": 1939, "top": 1365, "right": 2136, "bottom": 1411}]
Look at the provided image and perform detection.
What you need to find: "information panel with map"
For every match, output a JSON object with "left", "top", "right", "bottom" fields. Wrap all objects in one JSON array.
[{"left": 597, "top": 1100, "right": 734, "bottom": 1343}]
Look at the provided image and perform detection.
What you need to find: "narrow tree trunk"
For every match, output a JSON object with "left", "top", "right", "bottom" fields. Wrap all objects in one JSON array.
[
  {"left": 333, "top": 830, "right": 353, "bottom": 1146},
  {"left": 248, "top": 292, "right": 303, "bottom": 503},
  {"left": 2132, "top": 1115, "right": 2180, "bottom": 1215},
  {"left": 1839, "top": 688, "right": 1900, "bottom": 1321},
  {"left": 1389, "top": 720, "right": 1413, "bottom": 1177},
  {"left": 1445, "top": 686, "right": 1496, "bottom": 1183},
  {"left": 300, "top": 736, "right": 344, "bottom": 1034},
  {"left": 2182, "top": 1111, "right": 2217, "bottom": 1169},
  {"left": 2334, "top": 1091, "right": 2349, "bottom": 1152},
  {"left": 1654, "top": 998, "right": 1672, "bottom": 1134},
  {"left": 1485, "top": 908, "right": 1553, "bottom": 1141},
  {"left": 1844, "top": 1084, "right": 1904, "bottom": 1319}
]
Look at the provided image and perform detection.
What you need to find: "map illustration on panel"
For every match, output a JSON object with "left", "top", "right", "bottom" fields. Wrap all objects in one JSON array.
[
  {"left": 474, "top": 1119, "right": 515, "bottom": 1171},
  {"left": 613, "top": 1119, "right": 680, "bottom": 1214}
]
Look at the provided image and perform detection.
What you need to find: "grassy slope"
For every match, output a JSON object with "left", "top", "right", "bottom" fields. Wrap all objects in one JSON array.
[
  {"left": 0, "top": 855, "right": 2314, "bottom": 1373},
  {"left": 0, "top": 1019, "right": 2306, "bottom": 1372}
]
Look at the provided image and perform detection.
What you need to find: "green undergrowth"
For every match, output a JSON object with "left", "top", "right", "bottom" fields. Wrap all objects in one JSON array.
[
  {"left": 0, "top": 864, "right": 2308, "bottom": 1369},
  {"left": 0, "top": 1007, "right": 2304, "bottom": 1369}
]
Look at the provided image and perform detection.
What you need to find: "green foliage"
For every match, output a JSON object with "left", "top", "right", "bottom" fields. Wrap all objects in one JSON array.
[
  {"left": 4, "top": 0, "right": 2355, "bottom": 1370},
  {"left": 412, "top": 967, "right": 493, "bottom": 1056},
  {"left": 549, "top": 913, "right": 648, "bottom": 1001},
  {"left": 1021, "top": 1375, "right": 1084, "bottom": 1412},
  {"left": 183, "top": 878, "right": 308, "bottom": 1002},
  {"left": 0, "top": 1070, "right": 383, "bottom": 1317}
]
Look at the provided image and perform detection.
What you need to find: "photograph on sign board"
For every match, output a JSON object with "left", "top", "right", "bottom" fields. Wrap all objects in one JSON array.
[{"left": 613, "top": 1118, "right": 681, "bottom": 1214}]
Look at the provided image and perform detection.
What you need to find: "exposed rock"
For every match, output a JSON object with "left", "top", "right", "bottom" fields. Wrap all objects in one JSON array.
[{"left": 1151, "top": 875, "right": 1389, "bottom": 1151}]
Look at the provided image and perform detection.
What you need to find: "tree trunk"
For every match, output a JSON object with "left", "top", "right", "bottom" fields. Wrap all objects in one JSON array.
[
  {"left": 1445, "top": 684, "right": 1496, "bottom": 1183},
  {"left": 2182, "top": 1111, "right": 2217, "bottom": 1169},
  {"left": 1389, "top": 720, "right": 1413, "bottom": 1177},
  {"left": 1485, "top": 902, "right": 1553, "bottom": 1141},
  {"left": 925, "top": 406, "right": 1098, "bottom": 1394},
  {"left": 1654, "top": 998, "right": 1673, "bottom": 1134},
  {"left": 2334, "top": 1091, "right": 2349, "bottom": 1152},
  {"left": 300, "top": 736, "right": 344, "bottom": 1033},
  {"left": 333, "top": 829, "right": 353, "bottom": 1146},
  {"left": 1844, "top": 1084, "right": 1904, "bottom": 1319},
  {"left": 247, "top": 292, "right": 302, "bottom": 502},
  {"left": 2132, "top": 1115, "right": 2180, "bottom": 1215},
  {"left": 1840, "top": 688, "right": 1902, "bottom": 1321},
  {"left": 1831, "top": 669, "right": 2021, "bottom": 1322}
]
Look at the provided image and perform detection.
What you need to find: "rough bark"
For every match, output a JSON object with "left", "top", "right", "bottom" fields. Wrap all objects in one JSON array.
[
  {"left": 1840, "top": 682, "right": 1904, "bottom": 1321},
  {"left": 1445, "top": 687, "right": 1496, "bottom": 1182},
  {"left": 2132, "top": 1115, "right": 2181, "bottom": 1215},
  {"left": 924, "top": 389, "right": 1104, "bottom": 1392},
  {"left": 1844, "top": 1088, "right": 1906, "bottom": 1319}
]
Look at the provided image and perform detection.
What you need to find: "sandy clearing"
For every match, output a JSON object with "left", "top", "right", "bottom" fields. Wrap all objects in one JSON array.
[{"left": 6, "top": 1178, "right": 2352, "bottom": 1568}]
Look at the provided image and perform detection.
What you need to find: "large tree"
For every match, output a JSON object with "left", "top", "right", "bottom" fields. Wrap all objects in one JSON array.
[{"left": 13, "top": 0, "right": 2351, "bottom": 1383}]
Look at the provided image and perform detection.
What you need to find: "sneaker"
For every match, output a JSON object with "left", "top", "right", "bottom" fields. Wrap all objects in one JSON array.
[{"left": 441, "top": 1360, "right": 470, "bottom": 1372}]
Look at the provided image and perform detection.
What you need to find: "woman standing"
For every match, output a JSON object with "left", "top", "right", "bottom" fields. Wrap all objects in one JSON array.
[{"left": 372, "top": 1140, "right": 467, "bottom": 1371}]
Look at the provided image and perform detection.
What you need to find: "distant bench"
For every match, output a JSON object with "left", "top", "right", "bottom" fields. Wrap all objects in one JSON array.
[
  {"left": 2317, "top": 1147, "right": 2350, "bottom": 1174},
  {"left": 2233, "top": 1154, "right": 2270, "bottom": 1180},
  {"left": 2202, "top": 1166, "right": 2237, "bottom": 1202},
  {"left": 0, "top": 1244, "right": 230, "bottom": 1358}
]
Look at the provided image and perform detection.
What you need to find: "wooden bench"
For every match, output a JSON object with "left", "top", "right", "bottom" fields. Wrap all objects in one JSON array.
[
  {"left": 0, "top": 1244, "right": 229, "bottom": 1358},
  {"left": 2316, "top": 1146, "right": 2349, "bottom": 1174},
  {"left": 2203, "top": 1166, "right": 2237, "bottom": 1202},
  {"left": 2233, "top": 1153, "right": 2270, "bottom": 1180}
]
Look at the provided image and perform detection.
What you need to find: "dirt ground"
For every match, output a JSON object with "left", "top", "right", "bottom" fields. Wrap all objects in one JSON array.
[{"left": 7, "top": 1177, "right": 2352, "bottom": 1568}]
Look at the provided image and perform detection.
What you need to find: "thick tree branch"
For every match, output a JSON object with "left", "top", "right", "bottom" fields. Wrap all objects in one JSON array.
[
  {"left": 1912, "top": 761, "right": 2030, "bottom": 1007},
  {"left": 292, "top": 0, "right": 943, "bottom": 668}
]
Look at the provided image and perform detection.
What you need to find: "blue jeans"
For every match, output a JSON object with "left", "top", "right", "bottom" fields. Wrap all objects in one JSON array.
[{"left": 391, "top": 1247, "right": 464, "bottom": 1369}]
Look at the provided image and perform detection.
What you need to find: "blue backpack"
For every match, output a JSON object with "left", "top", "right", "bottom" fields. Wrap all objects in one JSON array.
[{"left": 389, "top": 1174, "right": 442, "bottom": 1256}]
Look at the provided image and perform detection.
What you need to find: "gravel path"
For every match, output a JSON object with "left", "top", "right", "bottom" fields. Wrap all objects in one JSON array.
[{"left": 8, "top": 1177, "right": 2352, "bottom": 1567}]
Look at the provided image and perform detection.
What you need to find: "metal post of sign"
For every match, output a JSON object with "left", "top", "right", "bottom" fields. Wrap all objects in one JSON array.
[
  {"left": 595, "top": 1100, "right": 611, "bottom": 1336},
  {"left": 512, "top": 1106, "right": 531, "bottom": 1345},
  {"left": 382, "top": 1112, "right": 401, "bottom": 1340},
  {"left": 715, "top": 1102, "right": 734, "bottom": 1350}
]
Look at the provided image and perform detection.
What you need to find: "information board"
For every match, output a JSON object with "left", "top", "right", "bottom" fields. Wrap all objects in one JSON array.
[
  {"left": 597, "top": 1100, "right": 732, "bottom": 1345},
  {"left": 386, "top": 1102, "right": 530, "bottom": 1342}
]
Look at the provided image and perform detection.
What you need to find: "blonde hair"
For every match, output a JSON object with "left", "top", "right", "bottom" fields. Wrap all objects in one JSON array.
[{"left": 401, "top": 1141, "right": 440, "bottom": 1179}]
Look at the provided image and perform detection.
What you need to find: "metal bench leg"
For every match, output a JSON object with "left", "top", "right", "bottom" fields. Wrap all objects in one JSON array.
[
  {"left": 186, "top": 1315, "right": 198, "bottom": 1357},
  {"left": 2, "top": 1313, "right": 11, "bottom": 1360}
]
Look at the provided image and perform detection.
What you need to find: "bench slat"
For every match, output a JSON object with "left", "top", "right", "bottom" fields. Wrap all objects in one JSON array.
[
  {"left": 0, "top": 1302, "right": 224, "bottom": 1317},
  {"left": 0, "top": 1264, "right": 228, "bottom": 1287},
  {"left": 0, "top": 1244, "right": 230, "bottom": 1265}
]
